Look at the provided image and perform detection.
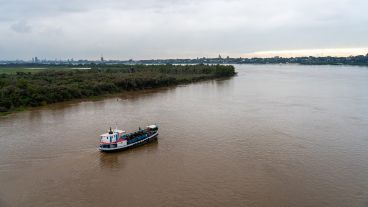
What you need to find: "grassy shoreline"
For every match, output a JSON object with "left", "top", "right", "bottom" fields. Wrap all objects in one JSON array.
[{"left": 0, "top": 64, "right": 236, "bottom": 115}]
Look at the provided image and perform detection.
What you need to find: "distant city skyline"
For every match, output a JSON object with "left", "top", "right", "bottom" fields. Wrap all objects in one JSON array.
[
  {"left": 1, "top": 47, "right": 366, "bottom": 62},
  {"left": 0, "top": 0, "right": 367, "bottom": 60}
]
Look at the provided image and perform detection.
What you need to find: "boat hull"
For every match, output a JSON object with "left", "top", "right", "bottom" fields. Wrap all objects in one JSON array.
[{"left": 99, "top": 131, "right": 158, "bottom": 152}]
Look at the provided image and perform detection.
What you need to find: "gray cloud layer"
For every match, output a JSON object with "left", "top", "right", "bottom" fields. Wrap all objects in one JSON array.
[{"left": 0, "top": 0, "right": 367, "bottom": 59}]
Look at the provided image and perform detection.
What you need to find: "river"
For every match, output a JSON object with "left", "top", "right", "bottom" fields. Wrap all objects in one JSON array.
[{"left": 1, "top": 64, "right": 368, "bottom": 207}]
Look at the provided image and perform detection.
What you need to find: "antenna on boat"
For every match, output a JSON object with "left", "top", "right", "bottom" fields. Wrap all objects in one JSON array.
[{"left": 115, "top": 122, "right": 118, "bottom": 131}]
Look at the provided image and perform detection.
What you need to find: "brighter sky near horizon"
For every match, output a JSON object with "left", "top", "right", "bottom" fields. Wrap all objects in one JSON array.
[{"left": 0, "top": 0, "right": 367, "bottom": 60}]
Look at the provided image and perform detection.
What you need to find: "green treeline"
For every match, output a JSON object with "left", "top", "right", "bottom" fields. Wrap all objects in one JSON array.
[{"left": 0, "top": 64, "right": 235, "bottom": 113}]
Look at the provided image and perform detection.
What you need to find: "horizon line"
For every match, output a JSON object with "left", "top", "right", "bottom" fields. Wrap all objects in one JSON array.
[{"left": 1, "top": 48, "right": 368, "bottom": 61}]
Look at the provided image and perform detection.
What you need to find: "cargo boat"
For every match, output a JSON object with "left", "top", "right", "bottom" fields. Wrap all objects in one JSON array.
[{"left": 99, "top": 125, "right": 159, "bottom": 152}]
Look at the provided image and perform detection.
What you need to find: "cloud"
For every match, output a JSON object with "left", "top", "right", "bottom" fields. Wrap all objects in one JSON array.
[
  {"left": 243, "top": 48, "right": 368, "bottom": 58},
  {"left": 0, "top": 0, "right": 367, "bottom": 59},
  {"left": 10, "top": 20, "right": 32, "bottom": 33}
]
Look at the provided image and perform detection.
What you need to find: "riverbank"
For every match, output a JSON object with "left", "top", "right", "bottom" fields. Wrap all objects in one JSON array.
[{"left": 0, "top": 64, "right": 236, "bottom": 115}]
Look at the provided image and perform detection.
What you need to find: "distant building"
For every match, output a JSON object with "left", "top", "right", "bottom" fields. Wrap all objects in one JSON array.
[{"left": 100, "top": 55, "right": 104, "bottom": 62}]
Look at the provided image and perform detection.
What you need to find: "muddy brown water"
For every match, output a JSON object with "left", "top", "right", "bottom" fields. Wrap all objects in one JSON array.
[{"left": 1, "top": 64, "right": 368, "bottom": 207}]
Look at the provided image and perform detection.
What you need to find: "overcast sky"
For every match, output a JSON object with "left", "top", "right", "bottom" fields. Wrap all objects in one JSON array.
[{"left": 0, "top": 0, "right": 367, "bottom": 60}]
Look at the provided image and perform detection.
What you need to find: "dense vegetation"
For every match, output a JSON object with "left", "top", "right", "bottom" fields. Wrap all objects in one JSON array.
[
  {"left": 231, "top": 54, "right": 368, "bottom": 65},
  {"left": 0, "top": 64, "right": 235, "bottom": 113}
]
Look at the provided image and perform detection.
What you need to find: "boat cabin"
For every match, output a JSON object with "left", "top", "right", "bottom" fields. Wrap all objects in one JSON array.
[
  {"left": 100, "top": 128, "right": 125, "bottom": 144},
  {"left": 147, "top": 125, "right": 158, "bottom": 131}
]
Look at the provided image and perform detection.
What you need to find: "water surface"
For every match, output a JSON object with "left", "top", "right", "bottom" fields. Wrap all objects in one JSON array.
[{"left": 1, "top": 64, "right": 368, "bottom": 207}]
